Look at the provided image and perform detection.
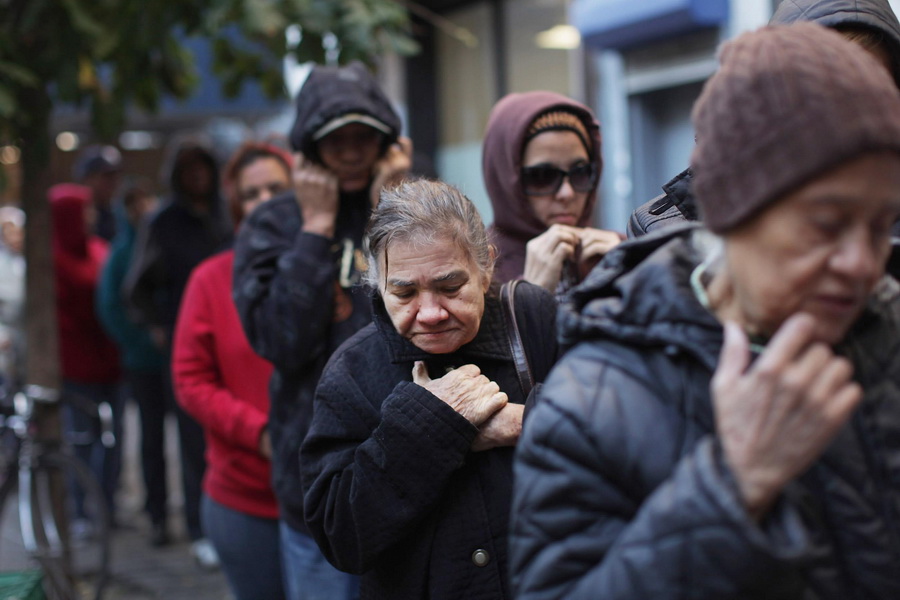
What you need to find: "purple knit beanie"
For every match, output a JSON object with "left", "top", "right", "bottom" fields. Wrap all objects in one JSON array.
[{"left": 691, "top": 22, "right": 900, "bottom": 233}]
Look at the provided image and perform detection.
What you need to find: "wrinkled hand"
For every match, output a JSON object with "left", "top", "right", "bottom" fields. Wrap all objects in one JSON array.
[
  {"left": 370, "top": 136, "right": 413, "bottom": 207},
  {"left": 412, "top": 361, "right": 507, "bottom": 427},
  {"left": 293, "top": 153, "right": 340, "bottom": 238},
  {"left": 471, "top": 403, "right": 524, "bottom": 452},
  {"left": 577, "top": 227, "right": 621, "bottom": 277},
  {"left": 712, "top": 314, "right": 862, "bottom": 521},
  {"left": 523, "top": 224, "right": 580, "bottom": 292}
]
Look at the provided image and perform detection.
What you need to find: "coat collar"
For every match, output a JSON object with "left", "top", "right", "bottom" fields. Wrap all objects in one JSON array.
[{"left": 371, "top": 293, "right": 512, "bottom": 366}]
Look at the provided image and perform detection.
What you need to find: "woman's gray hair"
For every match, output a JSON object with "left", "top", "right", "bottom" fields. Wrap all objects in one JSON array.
[{"left": 364, "top": 178, "right": 494, "bottom": 289}]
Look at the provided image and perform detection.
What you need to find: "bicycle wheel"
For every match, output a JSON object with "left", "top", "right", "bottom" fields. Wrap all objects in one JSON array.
[
  {"left": 20, "top": 450, "right": 111, "bottom": 600},
  {"left": 0, "top": 422, "right": 20, "bottom": 558}
]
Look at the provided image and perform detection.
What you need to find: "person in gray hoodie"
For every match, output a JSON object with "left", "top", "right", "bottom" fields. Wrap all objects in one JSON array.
[{"left": 627, "top": 0, "right": 900, "bottom": 238}]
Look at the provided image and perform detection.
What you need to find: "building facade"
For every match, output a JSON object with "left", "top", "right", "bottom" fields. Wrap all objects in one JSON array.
[{"left": 408, "top": 0, "right": 900, "bottom": 231}]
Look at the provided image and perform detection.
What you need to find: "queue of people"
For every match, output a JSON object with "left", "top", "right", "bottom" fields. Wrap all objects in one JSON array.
[{"left": 7, "top": 0, "right": 900, "bottom": 597}]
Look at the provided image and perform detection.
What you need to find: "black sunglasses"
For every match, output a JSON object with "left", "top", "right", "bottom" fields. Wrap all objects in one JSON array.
[{"left": 520, "top": 162, "right": 598, "bottom": 196}]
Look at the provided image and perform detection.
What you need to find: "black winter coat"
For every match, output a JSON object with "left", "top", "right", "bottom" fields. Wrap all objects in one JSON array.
[
  {"left": 301, "top": 283, "right": 558, "bottom": 600},
  {"left": 511, "top": 226, "right": 900, "bottom": 599},
  {"left": 233, "top": 61, "right": 402, "bottom": 532},
  {"left": 232, "top": 191, "right": 373, "bottom": 532}
]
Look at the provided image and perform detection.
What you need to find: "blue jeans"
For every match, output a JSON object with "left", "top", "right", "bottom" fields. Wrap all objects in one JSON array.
[
  {"left": 202, "top": 496, "right": 285, "bottom": 600},
  {"left": 280, "top": 521, "right": 359, "bottom": 600},
  {"left": 62, "top": 380, "right": 123, "bottom": 517}
]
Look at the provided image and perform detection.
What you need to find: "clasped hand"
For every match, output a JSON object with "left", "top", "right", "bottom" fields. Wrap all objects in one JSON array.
[
  {"left": 524, "top": 224, "right": 621, "bottom": 291},
  {"left": 412, "top": 362, "right": 522, "bottom": 451}
]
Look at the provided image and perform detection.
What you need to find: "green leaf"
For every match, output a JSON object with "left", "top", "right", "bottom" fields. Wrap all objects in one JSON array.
[
  {"left": 388, "top": 33, "right": 419, "bottom": 56},
  {"left": 0, "top": 86, "right": 16, "bottom": 117},
  {"left": 60, "top": 0, "right": 105, "bottom": 39},
  {"left": 90, "top": 94, "right": 124, "bottom": 141},
  {"left": 0, "top": 61, "right": 40, "bottom": 88},
  {"left": 244, "top": 0, "right": 287, "bottom": 36},
  {"left": 259, "top": 68, "right": 286, "bottom": 99}
]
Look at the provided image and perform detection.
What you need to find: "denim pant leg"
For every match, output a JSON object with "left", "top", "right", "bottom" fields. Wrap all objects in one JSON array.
[
  {"left": 62, "top": 380, "right": 120, "bottom": 517},
  {"left": 279, "top": 521, "right": 359, "bottom": 600},
  {"left": 201, "top": 496, "right": 285, "bottom": 600}
]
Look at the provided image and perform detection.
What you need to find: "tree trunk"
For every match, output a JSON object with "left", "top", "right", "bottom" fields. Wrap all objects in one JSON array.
[{"left": 18, "top": 88, "right": 61, "bottom": 442}]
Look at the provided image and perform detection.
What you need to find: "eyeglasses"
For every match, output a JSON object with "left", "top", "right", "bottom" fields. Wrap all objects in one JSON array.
[{"left": 520, "top": 162, "right": 597, "bottom": 196}]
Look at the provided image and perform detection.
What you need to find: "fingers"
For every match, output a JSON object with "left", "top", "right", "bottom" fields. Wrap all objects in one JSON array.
[
  {"left": 396, "top": 136, "right": 413, "bottom": 158},
  {"left": 823, "top": 380, "right": 863, "bottom": 425},
  {"left": 412, "top": 361, "right": 431, "bottom": 386},
  {"left": 713, "top": 312, "right": 862, "bottom": 519},
  {"left": 419, "top": 363, "right": 507, "bottom": 426},
  {"left": 752, "top": 313, "right": 817, "bottom": 376},
  {"left": 714, "top": 321, "right": 751, "bottom": 387},
  {"left": 453, "top": 364, "right": 482, "bottom": 377},
  {"left": 579, "top": 228, "right": 621, "bottom": 260},
  {"left": 806, "top": 353, "right": 853, "bottom": 402}
]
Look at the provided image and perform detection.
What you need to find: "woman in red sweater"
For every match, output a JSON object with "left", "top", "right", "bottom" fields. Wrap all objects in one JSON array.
[
  {"left": 173, "top": 142, "right": 291, "bottom": 599},
  {"left": 50, "top": 184, "right": 122, "bottom": 522}
]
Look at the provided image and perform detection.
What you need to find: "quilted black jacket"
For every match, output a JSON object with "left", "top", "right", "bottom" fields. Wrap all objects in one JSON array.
[
  {"left": 232, "top": 191, "right": 373, "bottom": 532},
  {"left": 233, "top": 61, "right": 402, "bottom": 532},
  {"left": 511, "top": 225, "right": 900, "bottom": 599},
  {"left": 301, "top": 283, "right": 558, "bottom": 599},
  {"left": 626, "top": 168, "right": 697, "bottom": 238}
]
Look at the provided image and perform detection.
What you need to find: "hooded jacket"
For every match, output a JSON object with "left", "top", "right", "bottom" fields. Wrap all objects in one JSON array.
[
  {"left": 289, "top": 60, "right": 401, "bottom": 162},
  {"left": 96, "top": 203, "right": 165, "bottom": 372},
  {"left": 49, "top": 184, "right": 120, "bottom": 383},
  {"left": 627, "top": 0, "right": 900, "bottom": 238},
  {"left": 233, "top": 61, "right": 401, "bottom": 532},
  {"left": 124, "top": 143, "right": 232, "bottom": 338},
  {"left": 483, "top": 92, "right": 602, "bottom": 283},
  {"left": 511, "top": 225, "right": 900, "bottom": 599}
]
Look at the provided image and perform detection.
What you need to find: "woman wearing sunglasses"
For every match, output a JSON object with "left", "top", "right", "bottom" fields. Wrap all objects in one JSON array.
[{"left": 483, "top": 91, "right": 622, "bottom": 297}]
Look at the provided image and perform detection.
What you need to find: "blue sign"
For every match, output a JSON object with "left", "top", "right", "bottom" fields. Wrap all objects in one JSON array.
[{"left": 571, "top": 0, "right": 729, "bottom": 50}]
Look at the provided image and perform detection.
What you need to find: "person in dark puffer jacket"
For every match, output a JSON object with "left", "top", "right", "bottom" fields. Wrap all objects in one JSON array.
[
  {"left": 627, "top": 0, "right": 900, "bottom": 239},
  {"left": 512, "top": 24, "right": 900, "bottom": 599}
]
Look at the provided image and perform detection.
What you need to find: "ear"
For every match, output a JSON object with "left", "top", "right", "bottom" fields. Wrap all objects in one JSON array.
[
  {"left": 484, "top": 245, "right": 497, "bottom": 286},
  {"left": 481, "top": 256, "right": 495, "bottom": 290}
]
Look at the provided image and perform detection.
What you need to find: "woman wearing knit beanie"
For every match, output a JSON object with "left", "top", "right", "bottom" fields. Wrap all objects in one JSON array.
[
  {"left": 511, "top": 23, "right": 900, "bottom": 599},
  {"left": 482, "top": 91, "right": 622, "bottom": 298}
]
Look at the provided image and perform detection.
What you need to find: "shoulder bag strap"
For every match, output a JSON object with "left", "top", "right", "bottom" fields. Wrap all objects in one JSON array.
[{"left": 500, "top": 279, "right": 534, "bottom": 399}]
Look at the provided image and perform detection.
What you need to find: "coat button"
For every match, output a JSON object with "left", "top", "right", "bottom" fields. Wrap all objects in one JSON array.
[{"left": 471, "top": 549, "right": 490, "bottom": 567}]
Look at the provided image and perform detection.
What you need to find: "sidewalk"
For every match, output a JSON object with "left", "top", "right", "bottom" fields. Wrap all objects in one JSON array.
[{"left": 1, "top": 402, "right": 232, "bottom": 600}]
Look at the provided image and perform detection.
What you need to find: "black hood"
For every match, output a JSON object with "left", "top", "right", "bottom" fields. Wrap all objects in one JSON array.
[
  {"left": 772, "top": 0, "right": 900, "bottom": 85},
  {"left": 165, "top": 142, "right": 222, "bottom": 208},
  {"left": 559, "top": 224, "right": 724, "bottom": 371},
  {"left": 289, "top": 61, "right": 401, "bottom": 162}
]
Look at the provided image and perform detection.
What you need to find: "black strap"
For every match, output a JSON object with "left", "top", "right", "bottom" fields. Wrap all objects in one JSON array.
[{"left": 500, "top": 280, "right": 534, "bottom": 399}]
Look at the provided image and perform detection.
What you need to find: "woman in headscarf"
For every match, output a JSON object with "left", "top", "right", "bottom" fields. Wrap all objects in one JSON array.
[{"left": 483, "top": 91, "right": 621, "bottom": 298}]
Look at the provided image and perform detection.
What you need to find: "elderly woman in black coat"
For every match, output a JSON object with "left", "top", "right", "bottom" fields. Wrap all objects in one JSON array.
[
  {"left": 511, "top": 23, "right": 900, "bottom": 599},
  {"left": 301, "top": 179, "right": 558, "bottom": 599}
]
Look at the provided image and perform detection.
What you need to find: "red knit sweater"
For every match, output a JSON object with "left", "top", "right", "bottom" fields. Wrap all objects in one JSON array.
[
  {"left": 173, "top": 250, "right": 278, "bottom": 519},
  {"left": 50, "top": 184, "right": 120, "bottom": 384}
]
